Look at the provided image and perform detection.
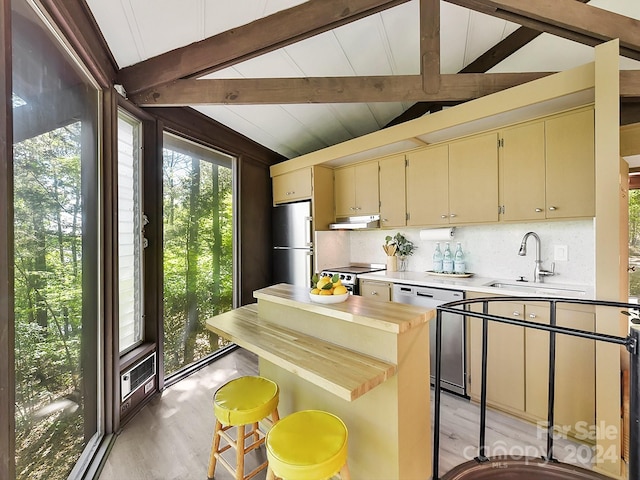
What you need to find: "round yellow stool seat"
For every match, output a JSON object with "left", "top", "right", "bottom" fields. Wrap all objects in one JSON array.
[
  {"left": 266, "top": 410, "right": 349, "bottom": 480},
  {"left": 214, "top": 375, "right": 279, "bottom": 426}
]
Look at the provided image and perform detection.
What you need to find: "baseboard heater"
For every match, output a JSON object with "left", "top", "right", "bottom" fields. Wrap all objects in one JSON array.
[{"left": 121, "top": 352, "right": 156, "bottom": 401}]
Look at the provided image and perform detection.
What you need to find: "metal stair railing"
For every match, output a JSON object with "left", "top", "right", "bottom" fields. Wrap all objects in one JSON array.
[{"left": 431, "top": 295, "right": 639, "bottom": 480}]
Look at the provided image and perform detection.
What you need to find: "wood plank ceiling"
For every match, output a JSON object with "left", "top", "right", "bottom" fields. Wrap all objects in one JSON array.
[{"left": 84, "top": 0, "right": 640, "bottom": 160}]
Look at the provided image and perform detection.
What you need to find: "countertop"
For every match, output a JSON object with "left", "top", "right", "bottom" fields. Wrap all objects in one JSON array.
[
  {"left": 253, "top": 283, "right": 433, "bottom": 333},
  {"left": 357, "top": 270, "right": 595, "bottom": 299}
]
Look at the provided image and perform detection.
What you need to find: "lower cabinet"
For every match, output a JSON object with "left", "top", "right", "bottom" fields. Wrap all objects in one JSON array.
[
  {"left": 359, "top": 280, "right": 392, "bottom": 302},
  {"left": 468, "top": 293, "right": 595, "bottom": 435}
]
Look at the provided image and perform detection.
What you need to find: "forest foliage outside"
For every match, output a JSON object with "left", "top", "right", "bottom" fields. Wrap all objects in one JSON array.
[
  {"left": 162, "top": 140, "right": 234, "bottom": 376},
  {"left": 14, "top": 123, "right": 87, "bottom": 479}
]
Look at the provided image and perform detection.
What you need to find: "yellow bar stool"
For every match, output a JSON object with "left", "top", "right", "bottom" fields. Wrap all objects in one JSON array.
[
  {"left": 265, "top": 410, "right": 351, "bottom": 480},
  {"left": 208, "top": 376, "right": 280, "bottom": 480}
]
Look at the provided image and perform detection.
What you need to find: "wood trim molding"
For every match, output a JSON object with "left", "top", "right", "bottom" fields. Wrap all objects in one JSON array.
[
  {"left": 38, "top": 0, "right": 117, "bottom": 88},
  {"left": 0, "top": 0, "right": 15, "bottom": 478}
]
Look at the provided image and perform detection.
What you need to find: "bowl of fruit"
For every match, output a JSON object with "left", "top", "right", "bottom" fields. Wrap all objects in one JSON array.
[{"left": 309, "top": 273, "right": 349, "bottom": 304}]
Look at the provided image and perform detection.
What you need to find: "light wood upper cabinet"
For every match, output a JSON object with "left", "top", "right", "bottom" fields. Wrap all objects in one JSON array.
[
  {"left": 545, "top": 108, "right": 595, "bottom": 219},
  {"left": 334, "top": 161, "right": 379, "bottom": 217},
  {"left": 379, "top": 155, "right": 406, "bottom": 228},
  {"left": 447, "top": 132, "right": 499, "bottom": 224},
  {"left": 500, "top": 121, "right": 546, "bottom": 221},
  {"left": 273, "top": 167, "right": 313, "bottom": 204},
  {"left": 406, "top": 145, "right": 449, "bottom": 226}
]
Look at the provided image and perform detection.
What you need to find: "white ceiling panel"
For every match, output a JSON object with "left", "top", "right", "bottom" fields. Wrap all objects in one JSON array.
[
  {"left": 463, "top": 13, "right": 518, "bottom": 67},
  {"left": 332, "top": 15, "right": 394, "bottom": 76},
  {"left": 283, "top": 31, "right": 355, "bottom": 76},
  {"left": 84, "top": 0, "right": 141, "bottom": 67},
  {"left": 379, "top": 1, "right": 420, "bottom": 74},
  {"left": 440, "top": 2, "right": 471, "bottom": 74},
  {"left": 127, "top": 0, "right": 206, "bottom": 60}
]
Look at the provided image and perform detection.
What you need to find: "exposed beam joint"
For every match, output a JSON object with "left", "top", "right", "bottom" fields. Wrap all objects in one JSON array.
[
  {"left": 118, "top": 0, "right": 411, "bottom": 94},
  {"left": 444, "top": 0, "right": 640, "bottom": 60},
  {"left": 131, "top": 72, "right": 552, "bottom": 106}
]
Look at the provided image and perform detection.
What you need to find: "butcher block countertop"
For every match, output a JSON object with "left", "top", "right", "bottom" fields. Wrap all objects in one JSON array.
[
  {"left": 253, "top": 283, "right": 433, "bottom": 334},
  {"left": 205, "top": 304, "right": 397, "bottom": 401}
]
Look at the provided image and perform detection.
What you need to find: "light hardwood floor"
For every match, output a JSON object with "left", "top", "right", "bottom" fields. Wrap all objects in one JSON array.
[{"left": 98, "top": 348, "right": 593, "bottom": 480}]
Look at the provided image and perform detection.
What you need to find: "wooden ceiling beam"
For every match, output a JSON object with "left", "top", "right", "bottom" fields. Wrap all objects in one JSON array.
[
  {"left": 118, "top": 0, "right": 411, "bottom": 95},
  {"left": 421, "top": 0, "right": 440, "bottom": 94},
  {"left": 444, "top": 0, "right": 640, "bottom": 60},
  {"left": 131, "top": 72, "right": 551, "bottom": 106}
]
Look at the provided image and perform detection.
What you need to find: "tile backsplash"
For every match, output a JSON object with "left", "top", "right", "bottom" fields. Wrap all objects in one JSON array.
[{"left": 345, "top": 219, "right": 595, "bottom": 286}]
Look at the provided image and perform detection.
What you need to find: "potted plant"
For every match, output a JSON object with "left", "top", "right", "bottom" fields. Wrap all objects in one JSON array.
[{"left": 384, "top": 233, "right": 416, "bottom": 271}]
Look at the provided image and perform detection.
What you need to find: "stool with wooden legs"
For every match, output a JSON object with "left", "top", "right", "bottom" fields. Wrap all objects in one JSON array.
[
  {"left": 265, "top": 410, "right": 351, "bottom": 480},
  {"left": 208, "top": 376, "right": 280, "bottom": 480}
]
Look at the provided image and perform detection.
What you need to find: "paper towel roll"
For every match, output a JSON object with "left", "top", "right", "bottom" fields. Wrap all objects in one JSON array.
[{"left": 419, "top": 227, "right": 455, "bottom": 241}]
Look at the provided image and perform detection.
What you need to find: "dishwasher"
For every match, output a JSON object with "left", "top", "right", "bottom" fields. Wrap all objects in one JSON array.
[{"left": 392, "top": 284, "right": 467, "bottom": 396}]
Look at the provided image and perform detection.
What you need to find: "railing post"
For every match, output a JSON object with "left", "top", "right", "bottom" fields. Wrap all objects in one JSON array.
[
  {"left": 630, "top": 326, "right": 639, "bottom": 480},
  {"left": 477, "top": 301, "right": 489, "bottom": 462},
  {"left": 433, "top": 309, "right": 443, "bottom": 480},
  {"left": 545, "top": 300, "right": 557, "bottom": 462}
]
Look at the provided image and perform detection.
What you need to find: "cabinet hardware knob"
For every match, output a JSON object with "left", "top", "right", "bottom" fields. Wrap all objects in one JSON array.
[
  {"left": 529, "top": 314, "right": 537, "bottom": 319},
  {"left": 371, "top": 291, "right": 378, "bottom": 295},
  {"left": 513, "top": 311, "right": 520, "bottom": 316},
  {"left": 548, "top": 206, "right": 557, "bottom": 211},
  {"left": 382, "top": 218, "right": 388, "bottom": 222},
  {"left": 450, "top": 214, "right": 457, "bottom": 218},
  {"left": 535, "top": 208, "right": 543, "bottom": 212},
  {"left": 441, "top": 214, "right": 448, "bottom": 219}
]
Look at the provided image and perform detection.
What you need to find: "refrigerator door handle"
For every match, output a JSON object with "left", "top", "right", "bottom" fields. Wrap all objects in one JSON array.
[{"left": 305, "top": 216, "right": 313, "bottom": 247}]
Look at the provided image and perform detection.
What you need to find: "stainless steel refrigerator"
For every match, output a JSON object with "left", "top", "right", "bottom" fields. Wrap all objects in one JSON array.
[{"left": 272, "top": 201, "right": 313, "bottom": 287}]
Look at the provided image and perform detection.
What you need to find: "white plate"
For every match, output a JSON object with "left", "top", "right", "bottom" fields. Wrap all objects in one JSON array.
[{"left": 309, "top": 292, "right": 349, "bottom": 304}]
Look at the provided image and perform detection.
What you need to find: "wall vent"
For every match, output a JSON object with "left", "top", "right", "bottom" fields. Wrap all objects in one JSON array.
[{"left": 121, "top": 352, "right": 156, "bottom": 401}]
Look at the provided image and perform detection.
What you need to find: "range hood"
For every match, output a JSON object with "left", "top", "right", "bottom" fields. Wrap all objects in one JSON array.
[{"left": 329, "top": 214, "right": 380, "bottom": 230}]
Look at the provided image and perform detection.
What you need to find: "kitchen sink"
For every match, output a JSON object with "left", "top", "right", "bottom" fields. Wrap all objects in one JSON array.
[{"left": 484, "top": 281, "right": 587, "bottom": 296}]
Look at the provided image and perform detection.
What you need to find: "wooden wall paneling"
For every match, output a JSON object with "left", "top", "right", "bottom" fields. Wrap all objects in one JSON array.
[
  {"left": 0, "top": 1, "right": 14, "bottom": 479},
  {"left": 238, "top": 156, "right": 273, "bottom": 306}
]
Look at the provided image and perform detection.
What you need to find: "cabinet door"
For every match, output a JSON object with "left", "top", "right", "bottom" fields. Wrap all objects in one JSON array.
[
  {"left": 500, "top": 122, "right": 546, "bottom": 221},
  {"left": 524, "top": 303, "right": 551, "bottom": 420},
  {"left": 555, "top": 308, "right": 595, "bottom": 434},
  {"left": 525, "top": 304, "right": 595, "bottom": 432},
  {"left": 448, "top": 133, "right": 499, "bottom": 224},
  {"left": 545, "top": 109, "right": 595, "bottom": 218},
  {"left": 354, "top": 162, "right": 380, "bottom": 215},
  {"left": 359, "top": 280, "right": 391, "bottom": 302},
  {"left": 273, "top": 168, "right": 312, "bottom": 204},
  {"left": 379, "top": 156, "right": 406, "bottom": 227},
  {"left": 334, "top": 167, "right": 355, "bottom": 217},
  {"left": 468, "top": 297, "right": 525, "bottom": 413},
  {"left": 406, "top": 145, "right": 449, "bottom": 226}
]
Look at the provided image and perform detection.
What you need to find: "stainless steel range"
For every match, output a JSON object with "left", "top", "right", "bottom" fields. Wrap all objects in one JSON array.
[{"left": 319, "top": 263, "right": 386, "bottom": 295}]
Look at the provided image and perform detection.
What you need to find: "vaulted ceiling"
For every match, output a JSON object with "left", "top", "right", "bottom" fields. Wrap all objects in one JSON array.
[{"left": 84, "top": 0, "right": 640, "bottom": 160}]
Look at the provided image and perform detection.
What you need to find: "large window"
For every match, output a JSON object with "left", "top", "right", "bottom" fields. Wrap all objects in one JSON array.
[
  {"left": 118, "top": 110, "right": 144, "bottom": 353},
  {"left": 12, "top": 0, "right": 100, "bottom": 478},
  {"left": 162, "top": 133, "right": 234, "bottom": 377}
]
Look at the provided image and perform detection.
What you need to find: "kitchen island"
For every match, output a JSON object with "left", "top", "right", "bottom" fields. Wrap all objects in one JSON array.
[{"left": 205, "top": 283, "right": 434, "bottom": 480}]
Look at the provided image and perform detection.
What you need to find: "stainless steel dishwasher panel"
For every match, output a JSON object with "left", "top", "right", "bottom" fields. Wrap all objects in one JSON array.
[{"left": 392, "top": 284, "right": 466, "bottom": 396}]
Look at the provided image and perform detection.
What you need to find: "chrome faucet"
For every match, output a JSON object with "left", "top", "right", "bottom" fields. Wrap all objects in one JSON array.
[{"left": 518, "top": 231, "right": 555, "bottom": 283}]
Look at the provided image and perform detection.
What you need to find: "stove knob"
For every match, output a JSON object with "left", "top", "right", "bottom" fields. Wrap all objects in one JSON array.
[
  {"left": 340, "top": 274, "right": 345, "bottom": 280},
  {"left": 346, "top": 275, "right": 352, "bottom": 281}
]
